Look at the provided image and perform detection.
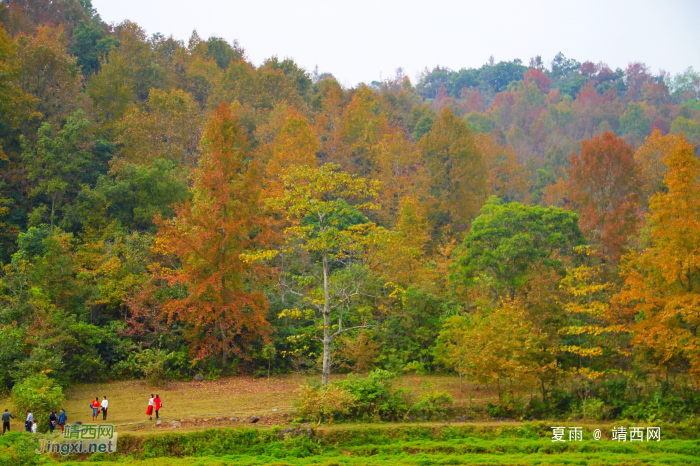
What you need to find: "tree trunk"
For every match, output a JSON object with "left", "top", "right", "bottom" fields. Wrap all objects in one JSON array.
[
  {"left": 321, "top": 252, "right": 332, "bottom": 385},
  {"left": 50, "top": 192, "right": 57, "bottom": 228},
  {"left": 220, "top": 319, "right": 228, "bottom": 366},
  {"left": 220, "top": 205, "right": 228, "bottom": 367},
  {"left": 322, "top": 314, "right": 332, "bottom": 385}
]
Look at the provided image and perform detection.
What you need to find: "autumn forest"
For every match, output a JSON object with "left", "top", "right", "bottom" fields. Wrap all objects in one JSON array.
[{"left": 1, "top": 0, "right": 700, "bottom": 423}]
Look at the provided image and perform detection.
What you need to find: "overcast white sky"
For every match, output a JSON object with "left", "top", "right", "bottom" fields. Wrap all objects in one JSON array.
[{"left": 92, "top": 0, "right": 700, "bottom": 87}]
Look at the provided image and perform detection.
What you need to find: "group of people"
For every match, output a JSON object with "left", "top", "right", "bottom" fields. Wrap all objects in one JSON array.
[
  {"left": 146, "top": 394, "right": 163, "bottom": 421},
  {"left": 2, "top": 393, "right": 164, "bottom": 434},
  {"left": 1, "top": 408, "right": 66, "bottom": 434},
  {"left": 1, "top": 395, "right": 108, "bottom": 435},
  {"left": 91, "top": 396, "right": 109, "bottom": 421}
]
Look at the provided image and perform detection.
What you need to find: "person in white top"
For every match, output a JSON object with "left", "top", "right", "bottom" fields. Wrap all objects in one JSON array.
[
  {"left": 31, "top": 421, "right": 37, "bottom": 434},
  {"left": 101, "top": 396, "right": 109, "bottom": 421},
  {"left": 25, "top": 411, "right": 33, "bottom": 432},
  {"left": 147, "top": 395, "right": 154, "bottom": 421}
]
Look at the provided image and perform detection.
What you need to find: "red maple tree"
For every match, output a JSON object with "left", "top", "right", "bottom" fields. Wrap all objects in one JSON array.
[
  {"left": 154, "top": 102, "right": 272, "bottom": 364},
  {"left": 568, "top": 132, "right": 642, "bottom": 261}
]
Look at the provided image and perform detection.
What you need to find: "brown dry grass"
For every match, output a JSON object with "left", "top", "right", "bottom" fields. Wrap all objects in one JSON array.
[{"left": 0, "top": 373, "right": 507, "bottom": 434}]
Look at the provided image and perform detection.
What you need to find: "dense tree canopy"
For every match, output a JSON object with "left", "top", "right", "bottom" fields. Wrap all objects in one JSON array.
[{"left": 0, "top": 0, "right": 699, "bottom": 422}]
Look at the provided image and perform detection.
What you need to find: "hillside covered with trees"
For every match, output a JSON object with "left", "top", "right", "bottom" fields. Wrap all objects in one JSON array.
[{"left": 1, "top": 0, "right": 699, "bottom": 422}]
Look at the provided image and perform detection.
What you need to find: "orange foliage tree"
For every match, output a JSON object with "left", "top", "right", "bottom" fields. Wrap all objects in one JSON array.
[
  {"left": 616, "top": 135, "right": 700, "bottom": 383},
  {"left": 567, "top": 132, "right": 642, "bottom": 261},
  {"left": 476, "top": 133, "right": 529, "bottom": 203},
  {"left": 419, "top": 108, "right": 487, "bottom": 234},
  {"left": 260, "top": 108, "right": 318, "bottom": 197},
  {"left": 153, "top": 103, "right": 272, "bottom": 365},
  {"left": 634, "top": 129, "right": 690, "bottom": 201}
]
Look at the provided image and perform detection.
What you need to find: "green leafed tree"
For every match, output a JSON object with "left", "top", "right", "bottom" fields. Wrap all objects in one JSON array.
[
  {"left": 262, "top": 163, "right": 395, "bottom": 384},
  {"left": 22, "top": 111, "right": 95, "bottom": 228},
  {"left": 452, "top": 197, "right": 585, "bottom": 302}
]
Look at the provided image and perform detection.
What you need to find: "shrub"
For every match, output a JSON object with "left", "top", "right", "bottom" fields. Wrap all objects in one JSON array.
[
  {"left": 337, "top": 370, "right": 410, "bottom": 421},
  {"left": 295, "top": 384, "right": 356, "bottom": 423},
  {"left": 114, "top": 348, "right": 191, "bottom": 385},
  {"left": 410, "top": 390, "right": 454, "bottom": 420},
  {"left": 485, "top": 391, "right": 526, "bottom": 419},
  {"left": 11, "top": 373, "right": 64, "bottom": 433},
  {"left": 583, "top": 397, "right": 607, "bottom": 421},
  {"left": 0, "top": 431, "right": 46, "bottom": 465}
]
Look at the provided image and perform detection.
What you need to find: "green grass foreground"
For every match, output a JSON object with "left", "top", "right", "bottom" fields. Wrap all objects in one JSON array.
[{"left": 2, "top": 422, "right": 700, "bottom": 466}]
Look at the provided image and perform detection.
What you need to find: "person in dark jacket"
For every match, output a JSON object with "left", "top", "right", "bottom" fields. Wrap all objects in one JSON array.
[
  {"left": 25, "top": 411, "right": 33, "bottom": 432},
  {"left": 49, "top": 411, "right": 57, "bottom": 434},
  {"left": 58, "top": 409, "right": 66, "bottom": 433},
  {"left": 2, "top": 409, "right": 14, "bottom": 434}
]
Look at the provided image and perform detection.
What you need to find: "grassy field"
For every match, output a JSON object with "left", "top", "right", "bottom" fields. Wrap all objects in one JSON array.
[
  {"left": 3, "top": 422, "right": 699, "bottom": 465},
  {"left": 0, "top": 374, "right": 502, "bottom": 433},
  {"left": 1, "top": 374, "right": 699, "bottom": 465}
]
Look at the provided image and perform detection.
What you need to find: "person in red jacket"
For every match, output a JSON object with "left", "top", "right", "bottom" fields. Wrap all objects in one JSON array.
[
  {"left": 154, "top": 395, "right": 162, "bottom": 420},
  {"left": 91, "top": 397, "right": 100, "bottom": 421}
]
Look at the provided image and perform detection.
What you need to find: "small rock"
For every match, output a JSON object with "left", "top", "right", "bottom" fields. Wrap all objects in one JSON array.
[
  {"left": 242, "top": 417, "right": 249, "bottom": 423},
  {"left": 193, "top": 374, "right": 204, "bottom": 381},
  {"left": 456, "top": 417, "right": 465, "bottom": 422},
  {"left": 155, "top": 420, "right": 162, "bottom": 427},
  {"left": 250, "top": 416, "right": 260, "bottom": 423},
  {"left": 230, "top": 417, "right": 238, "bottom": 422},
  {"left": 272, "top": 409, "right": 278, "bottom": 412},
  {"left": 73, "top": 421, "right": 83, "bottom": 426},
  {"left": 216, "top": 417, "right": 223, "bottom": 421},
  {"left": 169, "top": 421, "right": 181, "bottom": 429},
  {"left": 280, "top": 427, "right": 293, "bottom": 439}
]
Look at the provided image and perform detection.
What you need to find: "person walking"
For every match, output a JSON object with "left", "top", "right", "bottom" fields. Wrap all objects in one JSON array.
[
  {"left": 49, "top": 411, "right": 57, "bottom": 434},
  {"left": 91, "top": 397, "right": 100, "bottom": 421},
  {"left": 2, "top": 409, "right": 14, "bottom": 434},
  {"left": 58, "top": 409, "right": 66, "bottom": 433},
  {"left": 146, "top": 394, "right": 154, "bottom": 421},
  {"left": 101, "top": 396, "right": 109, "bottom": 421},
  {"left": 25, "top": 410, "right": 33, "bottom": 432},
  {"left": 154, "top": 394, "right": 162, "bottom": 420}
]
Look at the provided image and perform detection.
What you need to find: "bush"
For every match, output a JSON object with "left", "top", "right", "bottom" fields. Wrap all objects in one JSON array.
[
  {"left": 295, "top": 370, "right": 411, "bottom": 423},
  {"left": 582, "top": 397, "right": 607, "bottom": 420},
  {"left": 410, "top": 390, "right": 454, "bottom": 420},
  {"left": 486, "top": 391, "right": 526, "bottom": 419},
  {"left": 295, "top": 384, "right": 357, "bottom": 423},
  {"left": 337, "top": 370, "right": 410, "bottom": 421},
  {"left": 621, "top": 389, "right": 698, "bottom": 423},
  {"left": 526, "top": 389, "right": 577, "bottom": 419},
  {"left": 114, "top": 348, "right": 191, "bottom": 385},
  {"left": 0, "top": 431, "right": 46, "bottom": 465},
  {"left": 11, "top": 373, "right": 64, "bottom": 433}
]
